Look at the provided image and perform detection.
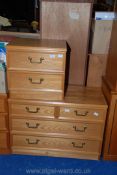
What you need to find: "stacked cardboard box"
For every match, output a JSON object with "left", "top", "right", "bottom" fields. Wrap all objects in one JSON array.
[{"left": 87, "top": 13, "right": 115, "bottom": 87}]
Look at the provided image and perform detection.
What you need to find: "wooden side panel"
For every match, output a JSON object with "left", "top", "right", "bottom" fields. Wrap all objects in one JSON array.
[
  {"left": 40, "top": 1, "right": 92, "bottom": 85},
  {"left": 0, "top": 116, "right": 8, "bottom": 131},
  {"left": 109, "top": 102, "right": 117, "bottom": 154},
  {"left": 0, "top": 94, "right": 10, "bottom": 154},
  {"left": 0, "top": 94, "right": 8, "bottom": 113},
  {"left": 0, "top": 132, "right": 8, "bottom": 149},
  {"left": 105, "top": 20, "right": 117, "bottom": 90},
  {"left": 86, "top": 54, "right": 108, "bottom": 87},
  {"left": 102, "top": 78, "right": 117, "bottom": 160}
]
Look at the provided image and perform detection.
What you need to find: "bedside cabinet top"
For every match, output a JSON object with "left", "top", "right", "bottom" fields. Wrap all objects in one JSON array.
[{"left": 7, "top": 38, "right": 67, "bottom": 52}]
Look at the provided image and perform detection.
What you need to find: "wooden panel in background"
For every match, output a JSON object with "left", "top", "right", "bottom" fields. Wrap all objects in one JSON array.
[
  {"left": 86, "top": 54, "right": 108, "bottom": 87},
  {"left": 40, "top": 1, "right": 92, "bottom": 85}
]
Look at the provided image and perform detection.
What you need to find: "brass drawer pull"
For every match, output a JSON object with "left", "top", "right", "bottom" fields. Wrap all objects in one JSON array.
[
  {"left": 26, "top": 138, "right": 40, "bottom": 145},
  {"left": 29, "top": 77, "right": 44, "bottom": 84},
  {"left": 28, "top": 57, "right": 44, "bottom": 64},
  {"left": 73, "top": 126, "right": 87, "bottom": 132},
  {"left": 26, "top": 122, "right": 40, "bottom": 129},
  {"left": 25, "top": 107, "right": 40, "bottom": 113},
  {"left": 72, "top": 142, "right": 85, "bottom": 148},
  {"left": 74, "top": 110, "right": 88, "bottom": 116}
]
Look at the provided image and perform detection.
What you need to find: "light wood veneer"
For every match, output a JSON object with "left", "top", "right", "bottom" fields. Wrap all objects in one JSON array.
[
  {"left": 0, "top": 94, "right": 10, "bottom": 154},
  {"left": 7, "top": 38, "right": 67, "bottom": 101},
  {"left": 8, "top": 85, "right": 107, "bottom": 160}
]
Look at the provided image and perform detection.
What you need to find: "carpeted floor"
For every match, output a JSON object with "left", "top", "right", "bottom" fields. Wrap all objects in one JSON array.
[{"left": 0, "top": 154, "right": 117, "bottom": 175}]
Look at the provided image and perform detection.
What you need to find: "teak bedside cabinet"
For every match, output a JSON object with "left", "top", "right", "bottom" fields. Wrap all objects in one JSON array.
[{"left": 7, "top": 38, "right": 67, "bottom": 101}]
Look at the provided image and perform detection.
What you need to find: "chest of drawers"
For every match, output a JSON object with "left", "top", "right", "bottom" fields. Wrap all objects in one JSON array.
[
  {"left": 0, "top": 94, "right": 10, "bottom": 153},
  {"left": 8, "top": 85, "right": 107, "bottom": 160},
  {"left": 7, "top": 38, "right": 67, "bottom": 101}
]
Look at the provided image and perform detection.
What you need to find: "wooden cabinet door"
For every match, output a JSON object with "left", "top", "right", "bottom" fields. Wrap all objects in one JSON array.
[{"left": 109, "top": 102, "right": 117, "bottom": 154}]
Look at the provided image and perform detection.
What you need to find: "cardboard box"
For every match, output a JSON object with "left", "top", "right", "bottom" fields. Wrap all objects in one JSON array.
[
  {"left": 91, "top": 20, "right": 113, "bottom": 54},
  {"left": 95, "top": 12, "right": 117, "bottom": 20},
  {"left": 0, "top": 64, "right": 7, "bottom": 93},
  {"left": 86, "top": 54, "right": 108, "bottom": 87}
]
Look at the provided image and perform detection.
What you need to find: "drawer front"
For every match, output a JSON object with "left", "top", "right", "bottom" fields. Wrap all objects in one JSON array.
[
  {"left": 60, "top": 107, "right": 105, "bottom": 121},
  {"left": 7, "top": 51, "right": 66, "bottom": 72},
  {"left": 11, "top": 119, "right": 103, "bottom": 139},
  {"left": 8, "top": 71, "right": 64, "bottom": 91},
  {"left": 12, "top": 135, "right": 100, "bottom": 153},
  {"left": 0, "top": 133, "right": 8, "bottom": 148},
  {"left": 9, "top": 103, "right": 55, "bottom": 118},
  {"left": 0, "top": 96, "right": 7, "bottom": 113},
  {"left": 0, "top": 116, "right": 7, "bottom": 130}
]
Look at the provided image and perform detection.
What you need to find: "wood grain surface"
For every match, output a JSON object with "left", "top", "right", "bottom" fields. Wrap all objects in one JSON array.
[
  {"left": 105, "top": 20, "right": 117, "bottom": 90},
  {"left": 86, "top": 54, "right": 108, "bottom": 87},
  {"left": 40, "top": 1, "right": 92, "bottom": 85},
  {"left": 102, "top": 77, "right": 117, "bottom": 160},
  {"left": 11, "top": 118, "right": 104, "bottom": 140},
  {"left": 12, "top": 134, "right": 100, "bottom": 153},
  {"left": 7, "top": 51, "right": 66, "bottom": 72}
]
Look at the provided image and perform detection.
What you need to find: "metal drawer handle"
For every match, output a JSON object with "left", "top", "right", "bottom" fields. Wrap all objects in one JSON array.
[
  {"left": 74, "top": 110, "right": 88, "bottom": 116},
  {"left": 25, "top": 107, "right": 40, "bottom": 113},
  {"left": 26, "top": 122, "right": 40, "bottom": 129},
  {"left": 28, "top": 57, "right": 44, "bottom": 64},
  {"left": 29, "top": 77, "right": 44, "bottom": 84},
  {"left": 26, "top": 138, "right": 40, "bottom": 145},
  {"left": 73, "top": 126, "right": 87, "bottom": 132},
  {"left": 72, "top": 142, "right": 85, "bottom": 148}
]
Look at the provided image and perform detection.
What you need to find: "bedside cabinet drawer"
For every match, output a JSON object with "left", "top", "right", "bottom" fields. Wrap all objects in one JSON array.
[
  {"left": 8, "top": 71, "right": 64, "bottom": 91},
  {"left": 0, "top": 95, "right": 7, "bottom": 113},
  {"left": 60, "top": 107, "right": 106, "bottom": 121},
  {"left": 12, "top": 135, "right": 101, "bottom": 153},
  {"left": 0, "top": 132, "right": 8, "bottom": 149},
  {"left": 9, "top": 102, "right": 55, "bottom": 118},
  {"left": 11, "top": 119, "right": 104, "bottom": 139},
  {"left": 7, "top": 51, "right": 66, "bottom": 72}
]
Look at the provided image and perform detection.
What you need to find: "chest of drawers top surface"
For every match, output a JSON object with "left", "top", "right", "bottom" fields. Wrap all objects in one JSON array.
[
  {"left": 7, "top": 38, "right": 67, "bottom": 52},
  {"left": 63, "top": 86, "right": 107, "bottom": 107}
]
